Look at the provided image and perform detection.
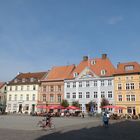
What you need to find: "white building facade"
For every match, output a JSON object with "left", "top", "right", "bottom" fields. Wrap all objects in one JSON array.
[
  {"left": 64, "top": 54, "right": 116, "bottom": 113},
  {"left": 6, "top": 72, "right": 47, "bottom": 114},
  {"left": 64, "top": 76, "right": 114, "bottom": 113}
]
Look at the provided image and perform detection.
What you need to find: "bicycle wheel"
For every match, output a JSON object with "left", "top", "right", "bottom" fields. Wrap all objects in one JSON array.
[{"left": 50, "top": 123, "right": 55, "bottom": 130}]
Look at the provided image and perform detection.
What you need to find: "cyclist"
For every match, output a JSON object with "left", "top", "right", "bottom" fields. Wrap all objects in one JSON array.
[{"left": 45, "top": 112, "right": 51, "bottom": 126}]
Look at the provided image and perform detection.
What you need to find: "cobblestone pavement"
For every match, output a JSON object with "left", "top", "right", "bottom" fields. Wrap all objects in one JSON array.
[{"left": 0, "top": 115, "right": 140, "bottom": 140}]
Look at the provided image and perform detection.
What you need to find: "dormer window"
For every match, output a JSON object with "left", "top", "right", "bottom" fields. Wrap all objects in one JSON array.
[
  {"left": 22, "top": 78, "right": 25, "bottom": 82},
  {"left": 91, "top": 60, "right": 96, "bottom": 65},
  {"left": 14, "top": 79, "right": 18, "bottom": 83},
  {"left": 125, "top": 65, "right": 134, "bottom": 71},
  {"left": 101, "top": 69, "right": 106, "bottom": 76},
  {"left": 73, "top": 72, "right": 78, "bottom": 78}
]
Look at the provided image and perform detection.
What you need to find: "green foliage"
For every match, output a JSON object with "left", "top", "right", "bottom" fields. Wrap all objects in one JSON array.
[
  {"left": 72, "top": 101, "right": 80, "bottom": 107},
  {"left": 61, "top": 99, "right": 69, "bottom": 107},
  {"left": 100, "top": 98, "right": 109, "bottom": 107}
]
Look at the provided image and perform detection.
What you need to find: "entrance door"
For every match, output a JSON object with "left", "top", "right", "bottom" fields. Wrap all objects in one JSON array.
[
  {"left": 18, "top": 104, "right": 22, "bottom": 113},
  {"left": 133, "top": 108, "right": 136, "bottom": 115},
  {"left": 32, "top": 104, "right": 35, "bottom": 113}
]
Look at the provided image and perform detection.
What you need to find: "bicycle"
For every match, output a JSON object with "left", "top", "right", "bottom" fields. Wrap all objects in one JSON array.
[{"left": 37, "top": 118, "right": 55, "bottom": 131}]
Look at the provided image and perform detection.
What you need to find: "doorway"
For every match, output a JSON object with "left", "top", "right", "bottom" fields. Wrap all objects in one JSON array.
[{"left": 18, "top": 104, "right": 22, "bottom": 113}]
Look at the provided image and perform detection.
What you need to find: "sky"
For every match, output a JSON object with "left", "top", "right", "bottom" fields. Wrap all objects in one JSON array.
[{"left": 0, "top": 0, "right": 140, "bottom": 81}]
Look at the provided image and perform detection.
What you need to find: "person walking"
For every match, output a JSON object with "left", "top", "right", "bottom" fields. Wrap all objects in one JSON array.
[{"left": 103, "top": 113, "right": 109, "bottom": 127}]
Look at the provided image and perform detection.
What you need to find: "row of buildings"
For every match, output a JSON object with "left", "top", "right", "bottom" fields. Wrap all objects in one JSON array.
[{"left": 1, "top": 54, "right": 140, "bottom": 115}]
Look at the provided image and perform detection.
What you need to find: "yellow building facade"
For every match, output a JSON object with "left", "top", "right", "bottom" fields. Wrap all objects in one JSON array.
[{"left": 114, "top": 62, "right": 140, "bottom": 115}]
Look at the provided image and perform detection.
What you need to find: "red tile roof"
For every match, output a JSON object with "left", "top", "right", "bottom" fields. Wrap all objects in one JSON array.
[
  {"left": 43, "top": 65, "right": 75, "bottom": 81},
  {"left": 114, "top": 62, "right": 140, "bottom": 75},
  {"left": 73, "top": 57, "right": 116, "bottom": 77}
]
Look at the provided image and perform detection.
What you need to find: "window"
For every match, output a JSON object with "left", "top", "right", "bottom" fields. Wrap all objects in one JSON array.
[
  {"left": 101, "top": 80, "right": 105, "bottom": 86},
  {"left": 94, "top": 92, "right": 98, "bottom": 98},
  {"left": 108, "top": 80, "right": 112, "bottom": 86},
  {"left": 33, "top": 85, "right": 36, "bottom": 90},
  {"left": 73, "top": 72, "right": 78, "bottom": 78},
  {"left": 126, "top": 95, "right": 130, "bottom": 101},
  {"left": 32, "top": 94, "right": 35, "bottom": 101},
  {"left": 130, "top": 83, "right": 134, "bottom": 90},
  {"left": 125, "top": 65, "right": 134, "bottom": 71},
  {"left": 9, "top": 95, "right": 12, "bottom": 101},
  {"left": 14, "top": 94, "right": 17, "bottom": 101},
  {"left": 57, "top": 95, "right": 61, "bottom": 102},
  {"left": 43, "top": 94, "right": 46, "bottom": 101},
  {"left": 79, "top": 92, "right": 82, "bottom": 98},
  {"left": 79, "top": 82, "right": 82, "bottom": 87},
  {"left": 101, "top": 70, "right": 106, "bottom": 76},
  {"left": 22, "top": 78, "right": 25, "bottom": 82},
  {"left": 86, "top": 92, "right": 90, "bottom": 98},
  {"left": 118, "top": 95, "right": 122, "bottom": 101},
  {"left": 15, "top": 86, "right": 18, "bottom": 91},
  {"left": 86, "top": 81, "right": 90, "bottom": 87},
  {"left": 21, "top": 85, "right": 23, "bottom": 91},
  {"left": 43, "top": 86, "right": 46, "bottom": 92},
  {"left": 131, "top": 95, "right": 135, "bottom": 101},
  {"left": 118, "top": 84, "right": 122, "bottom": 90},
  {"left": 67, "top": 83, "right": 70, "bottom": 88},
  {"left": 93, "top": 81, "right": 97, "bottom": 86},
  {"left": 50, "top": 86, "right": 54, "bottom": 92},
  {"left": 72, "top": 92, "right": 76, "bottom": 99},
  {"left": 126, "top": 83, "right": 134, "bottom": 90},
  {"left": 27, "top": 85, "right": 30, "bottom": 91},
  {"left": 91, "top": 60, "right": 96, "bottom": 65},
  {"left": 10, "top": 86, "right": 12, "bottom": 91},
  {"left": 108, "top": 91, "right": 113, "bottom": 98},
  {"left": 66, "top": 93, "right": 70, "bottom": 99},
  {"left": 50, "top": 95, "right": 54, "bottom": 102},
  {"left": 7, "top": 104, "right": 11, "bottom": 109},
  {"left": 101, "top": 91, "right": 105, "bottom": 98},
  {"left": 20, "top": 94, "right": 23, "bottom": 101},
  {"left": 58, "top": 85, "right": 61, "bottom": 91},
  {"left": 26, "top": 94, "right": 29, "bottom": 101},
  {"left": 126, "top": 83, "right": 130, "bottom": 90},
  {"left": 13, "top": 104, "right": 17, "bottom": 111},
  {"left": 73, "top": 82, "right": 76, "bottom": 88}
]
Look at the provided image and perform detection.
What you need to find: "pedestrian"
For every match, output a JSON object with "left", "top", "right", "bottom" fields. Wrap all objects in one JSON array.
[
  {"left": 82, "top": 111, "right": 85, "bottom": 118},
  {"left": 103, "top": 113, "right": 109, "bottom": 127}
]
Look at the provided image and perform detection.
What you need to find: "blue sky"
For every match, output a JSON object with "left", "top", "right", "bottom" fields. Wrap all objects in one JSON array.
[{"left": 0, "top": 0, "right": 140, "bottom": 81}]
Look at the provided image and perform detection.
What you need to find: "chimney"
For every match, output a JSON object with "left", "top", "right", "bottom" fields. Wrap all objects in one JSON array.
[
  {"left": 117, "top": 62, "right": 120, "bottom": 68},
  {"left": 102, "top": 54, "right": 107, "bottom": 59},
  {"left": 83, "top": 56, "right": 88, "bottom": 61}
]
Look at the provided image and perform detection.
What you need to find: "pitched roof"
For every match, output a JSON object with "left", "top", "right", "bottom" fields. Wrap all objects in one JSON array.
[
  {"left": 43, "top": 65, "right": 75, "bottom": 81},
  {"left": 114, "top": 62, "right": 140, "bottom": 75},
  {"left": 9, "top": 71, "right": 48, "bottom": 85},
  {"left": 73, "top": 56, "right": 116, "bottom": 77}
]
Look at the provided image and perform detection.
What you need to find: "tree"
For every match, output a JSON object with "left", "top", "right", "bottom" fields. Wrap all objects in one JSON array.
[
  {"left": 72, "top": 101, "right": 80, "bottom": 107},
  {"left": 61, "top": 99, "right": 69, "bottom": 107},
  {"left": 100, "top": 98, "right": 109, "bottom": 108}
]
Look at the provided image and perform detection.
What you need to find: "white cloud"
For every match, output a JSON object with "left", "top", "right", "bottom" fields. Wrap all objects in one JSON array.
[{"left": 108, "top": 16, "right": 123, "bottom": 25}]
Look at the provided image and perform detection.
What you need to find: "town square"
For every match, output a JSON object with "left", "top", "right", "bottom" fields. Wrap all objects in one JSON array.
[
  {"left": 0, "top": 0, "right": 140, "bottom": 140},
  {"left": 0, "top": 114, "right": 140, "bottom": 140}
]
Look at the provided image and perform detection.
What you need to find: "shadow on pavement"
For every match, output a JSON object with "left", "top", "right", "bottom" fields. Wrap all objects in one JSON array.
[{"left": 35, "top": 120, "right": 140, "bottom": 140}]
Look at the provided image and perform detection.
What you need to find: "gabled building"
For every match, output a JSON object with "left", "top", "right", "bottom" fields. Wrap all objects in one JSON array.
[
  {"left": 114, "top": 62, "right": 140, "bottom": 115},
  {"left": 38, "top": 65, "right": 75, "bottom": 109},
  {"left": 64, "top": 54, "right": 116, "bottom": 113},
  {"left": 0, "top": 82, "right": 7, "bottom": 112},
  {"left": 6, "top": 72, "right": 48, "bottom": 114}
]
